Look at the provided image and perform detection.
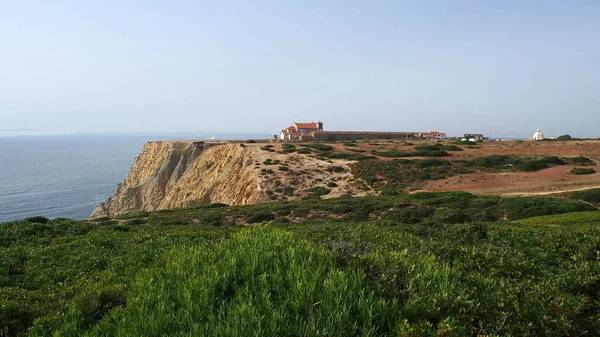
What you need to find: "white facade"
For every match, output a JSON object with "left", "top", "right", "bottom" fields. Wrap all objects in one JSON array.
[{"left": 533, "top": 129, "right": 544, "bottom": 141}]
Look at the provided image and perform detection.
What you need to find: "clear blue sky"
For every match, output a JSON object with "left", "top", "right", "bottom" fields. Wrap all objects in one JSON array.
[{"left": 1, "top": 1, "right": 599, "bottom": 137}]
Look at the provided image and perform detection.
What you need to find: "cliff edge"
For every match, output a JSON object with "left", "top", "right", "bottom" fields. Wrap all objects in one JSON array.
[{"left": 90, "top": 141, "right": 265, "bottom": 218}]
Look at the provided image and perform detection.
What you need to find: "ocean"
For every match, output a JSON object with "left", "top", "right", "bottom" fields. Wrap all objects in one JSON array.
[{"left": 0, "top": 133, "right": 268, "bottom": 223}]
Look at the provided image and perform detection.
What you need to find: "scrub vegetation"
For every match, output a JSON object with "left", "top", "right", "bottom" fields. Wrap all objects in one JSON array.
[
  {"left": 2, "top": 191, "right": 600, "bottom": 336},
  {"left": 570, "top": 167, "right": 596, "bottom": 175}
]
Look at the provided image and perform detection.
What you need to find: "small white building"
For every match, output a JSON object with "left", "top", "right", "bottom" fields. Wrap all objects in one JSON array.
[{"left": 533, "top": 129, "right": 544, "bottom": 141}]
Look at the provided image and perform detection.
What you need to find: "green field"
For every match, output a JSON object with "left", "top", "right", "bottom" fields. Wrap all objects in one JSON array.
[{"left": 2, "top": 192, "right": 600, "bottom": 336}]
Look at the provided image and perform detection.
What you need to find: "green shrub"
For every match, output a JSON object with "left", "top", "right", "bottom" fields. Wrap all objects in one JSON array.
[
  {"left": 434, "top": 209, "right": 471, "bottom": 224},
  {"left": 556, "top": 134, "right": 573, "bottom": 140},
  {"left": 246, "top": 211, "right": 276, "bottom": 223},
  {"left": 566, "top": 156, "right": 596, "bottom": 166},
  {"left": 439, "top": 145, "right": 463, "bottom": 151},
  {"left": 461, "top": 155, "right": 567, "bottom": 172},
  {"left": 297, "top": 148, "right": 312, "bottom": 154},
  {"left": 125, "top": 219, "right": 147, "bottom": 225},
  {"left": 503, "top": 197, "right": 595, "bottom": 220},
  {"left": 281, "top": 144, "right": 296, "bottom": 154},
  {"left": 327, "top": 181, "right": 338, "bottom": 188},
  {"left": 24, "top": 216, "right": 50, "bottom": 224},
  {"left": 381, "top": 186, "right": 399, "bottom": 196},
  {"left": 283, "top": 186, "right": 295, "bottom": 196},
  {"left": 385, "top": 206, "right": 434, "bottom": 223},
  {"left": 326, "top": 166, "right": 345, "bottom": 173},
  {"left": 308, "top": 186, "right": 331, "bottom": 196},
  {"left": 570, "top": 168, "right": 596, "bottom": 175},
  {"left": 414, "top": 145, "right": 441, "bottom": 151},
  {"left": 279, "top": 166, "right": 289, "bottom": 171},
  {"left": 372, "top": 149, "right": 449, "bottom": 157},
  {"left": 306, "top": 143, "right": 333, "bottom": 151},
  {"left": 318, "top": 152, "right": 374, "bottom": 160},
  {"left": 571, "top": 189, "right": 600, "bottom": 204},
  {"left": 197, "top": 213, "right": 223, "bottom": 226},
  {"left": 116, "top": 211, "right": 149, "bottom": 220},
  {"left": 260, "top": 168, "right": 274, "bottom": 175}
]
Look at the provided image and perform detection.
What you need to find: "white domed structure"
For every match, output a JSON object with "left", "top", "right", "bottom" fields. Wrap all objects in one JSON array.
[{"left": 532, "top": 129, "right": 544, "bottom": 141}]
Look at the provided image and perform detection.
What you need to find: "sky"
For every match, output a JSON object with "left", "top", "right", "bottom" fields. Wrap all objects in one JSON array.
[{"left": 1, "top": 1, "right": 599, "bottom": 138}]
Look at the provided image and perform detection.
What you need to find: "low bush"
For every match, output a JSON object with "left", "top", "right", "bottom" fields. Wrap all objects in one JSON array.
[
  {"left": 555, "top": 134, "right": 573, "bottom": 141},
  {"left": 372, "top": 147, "right": 449, "bottom": 157},
  {"left": 567, "top": 156, "right": 596, "bottom": 166},
  {"left": 125, "top": 219, "right": 147, "bottom": 225},
  {"left": 385, "top": 206, "right": 434, "bottom": 223},
  {"left": 283, "top": 186, "right": 295, "bottom": 196},
  {"left": 281, "top": 144, "right": 296, "bottom": 154},
  {"left": 116, "top": 212, "right": 149, "bottom": 220},
  {"left": 302, "top": 143, "right": 333, "bottom": 152},
  {"left": 24, "top": 216, "right": 50, "bottom": 224},
  {"left": 308, "top": 186, "right": 331, "bottom": 196},
  {"left": 571, "top": 189, "right": 600, "bottom": 204},
  {"left": 381, "top": 186, "right": 399, "bottom": 196},
  {"left": 326, "top": 166, "right": 345, "bottom": 173},
  {"left": 260, "top": 145, "right": 275, "bottom": 152},
  {"left": 502, "top": 197, "right": 595, "bottom": 220},
  {"left": 297, "top": 148, "right": 312, "bottom": 154},
  {"left": 327, "top": 181, "right": 338, "bottom": 187},
  {"left": 246, "top": 211, "right": 276, "bottom": 223},
  {"left": 461, "top": 155, "right": 567, "bottom": 172},
  {"left": 318, "top": 152, "right": 374, "bottom": 161},
  {"left": 570, "top": 167, "right": 596, "bottom": 175}
]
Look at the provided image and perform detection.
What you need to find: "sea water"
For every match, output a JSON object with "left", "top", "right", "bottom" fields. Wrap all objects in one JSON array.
[{"left": 0, "top": 133, "right": 267, "bottom": 223}]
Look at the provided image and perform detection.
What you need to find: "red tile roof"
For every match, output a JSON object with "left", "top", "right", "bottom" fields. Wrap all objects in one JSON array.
[{"left": 294, "top": 122, "right": 318, "bottom": 129}]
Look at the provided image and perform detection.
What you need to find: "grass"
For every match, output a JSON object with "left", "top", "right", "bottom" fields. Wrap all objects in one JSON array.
[{"left": 2, "top": 192, "right": 600, "bottom": 336}]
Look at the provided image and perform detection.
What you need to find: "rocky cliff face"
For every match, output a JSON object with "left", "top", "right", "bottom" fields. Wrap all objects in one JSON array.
[{"left": 90, "top": 141, "right": 265, "bottom": 218}]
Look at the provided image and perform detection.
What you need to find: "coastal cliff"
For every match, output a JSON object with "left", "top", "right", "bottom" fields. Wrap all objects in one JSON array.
[
  {"left": 90, "top": 141, "right": 265, "bottom": 218},
  {"left": 90, "top": 140, "right": 375, "bottom": 219}
]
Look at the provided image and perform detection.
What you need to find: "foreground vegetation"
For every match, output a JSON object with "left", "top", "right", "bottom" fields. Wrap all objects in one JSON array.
[{"left": 2, "top": 192, "right": 600, "bottom": 336}]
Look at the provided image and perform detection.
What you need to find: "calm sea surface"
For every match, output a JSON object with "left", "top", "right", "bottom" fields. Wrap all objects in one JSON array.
[{"left": 0, "top": 133, "right": 266, "bottom": 223}]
